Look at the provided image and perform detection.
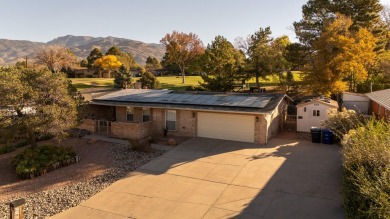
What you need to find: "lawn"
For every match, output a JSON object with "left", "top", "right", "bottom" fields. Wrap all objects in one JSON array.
[{"left": 70, "top": 71, "right": 304, "bottom": 91}]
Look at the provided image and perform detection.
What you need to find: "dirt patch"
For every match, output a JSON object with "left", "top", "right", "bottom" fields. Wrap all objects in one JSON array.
[{"left": 0, "top": 138, "right": 113, "bottom": 202}]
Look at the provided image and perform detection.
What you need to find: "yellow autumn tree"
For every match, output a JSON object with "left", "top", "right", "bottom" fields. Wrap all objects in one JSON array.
[
  {"left": 94, "top": 55, "right": 122, "bottom": 78},
  {"left": 306, "top": 14, "right": 377, "bottom": 95}
]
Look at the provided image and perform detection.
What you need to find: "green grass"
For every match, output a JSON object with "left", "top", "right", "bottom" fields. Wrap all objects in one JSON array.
[{"left": 70, "top": 72, "right": 304, "bottom": 91}]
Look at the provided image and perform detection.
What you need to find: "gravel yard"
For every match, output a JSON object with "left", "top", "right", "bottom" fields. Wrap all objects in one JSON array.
[{"left": 0, "top": 138, "right": 163, "bottom": 219}]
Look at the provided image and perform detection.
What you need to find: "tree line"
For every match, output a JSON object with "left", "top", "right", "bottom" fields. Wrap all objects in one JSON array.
[{"left": 14, "top": 0, "right": 390, "bottom": 95}]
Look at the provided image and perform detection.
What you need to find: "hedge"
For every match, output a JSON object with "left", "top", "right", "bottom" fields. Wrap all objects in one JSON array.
[
  {"left": 341, "top": 119, "right": 390, "bottom": 218},
  {"left": 12, "top": 145, "right": 78, "bottom": 179}
]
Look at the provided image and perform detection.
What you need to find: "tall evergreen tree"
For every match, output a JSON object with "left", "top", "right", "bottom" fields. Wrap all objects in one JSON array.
[
  {"left": 114, "top": 65, "right": 132, "bottom": 89},
  {"left": 200, "top": 36, "right": 245, "bottom": 92}
]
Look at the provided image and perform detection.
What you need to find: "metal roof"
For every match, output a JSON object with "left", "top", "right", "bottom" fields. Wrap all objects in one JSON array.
[
  {"left": 92, "top": 89, "right": 286, "bottom": 114},
  {"left": 366, "top": 89, "right": 390, "bottom": 111}
]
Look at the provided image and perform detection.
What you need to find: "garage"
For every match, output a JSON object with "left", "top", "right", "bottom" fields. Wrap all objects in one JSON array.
[{"left": 197, "top": 112, "right": 255, "bottom": 143}]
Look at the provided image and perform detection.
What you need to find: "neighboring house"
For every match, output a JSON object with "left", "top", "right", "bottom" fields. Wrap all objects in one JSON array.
[
  {"left": 366, "top": 88, "right": 390, "bottom": 122},
  {"left": 339, "top": 92, "right": 370, "bottom": 114},
  {"left": 74, "top": 67, "right": 99, "bottom": 78},
  {"left": 79, "top": 89, "right": 288, "bottom": 144},
  {"left": 296, "top": 98, "right": 338, "bottom": 132}
]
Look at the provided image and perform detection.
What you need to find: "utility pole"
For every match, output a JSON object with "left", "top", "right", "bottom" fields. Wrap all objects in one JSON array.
[{"left": 25, "top": 56, "right": 28, "bottom": 68}]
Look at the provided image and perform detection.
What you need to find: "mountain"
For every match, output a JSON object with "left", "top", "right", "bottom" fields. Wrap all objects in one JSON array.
[{"left": 0, "top": 35, "right": 165, "bottom": 65}]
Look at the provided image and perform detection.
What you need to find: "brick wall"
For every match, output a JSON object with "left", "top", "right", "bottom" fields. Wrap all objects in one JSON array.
[
  {"left": 152, "top": 108, "right": 165, "bottom": 139},
  {"left": 110, "top": 121, "right": 152, "bottom": 139},
  {"left": 255, "top": 115, "right": 268, "bottom": 144},
  {"left": 116, "top": 106, "right": 127, "bottom": 122},
  {"left": 171, "top": 110, "right": 196, "bottom": 137}
]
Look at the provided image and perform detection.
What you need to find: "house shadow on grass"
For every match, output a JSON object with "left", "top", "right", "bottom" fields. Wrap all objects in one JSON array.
[{"left": 98, "top": 137, "right": 344, "bottom": 219}]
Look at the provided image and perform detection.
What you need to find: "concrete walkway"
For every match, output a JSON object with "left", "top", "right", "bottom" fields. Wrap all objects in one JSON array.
[{"left": 51, "top": 137, "right": 344, "bottom": 219}]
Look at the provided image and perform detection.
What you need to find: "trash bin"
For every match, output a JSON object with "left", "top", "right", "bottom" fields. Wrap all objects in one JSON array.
[
  {"left": 310, "top": 127, "right": 322, "bottom": 143},
  {"left": 322, "top": 129, "right": 333, "bottom": 144}
]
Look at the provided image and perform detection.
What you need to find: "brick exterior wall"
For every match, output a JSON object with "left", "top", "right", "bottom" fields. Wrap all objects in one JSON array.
[
  {"left": 172, "top": 110, "right": 197, "bottom": 137},
  {"left": 85, "top": 104, "right": 284, "bottom": 145},
  {"left": 111, "top": 121, "right": 152, "bottom": 139},
  {"left": 255, "top": 115, "right": 268, "bottom": 144},
  {"left": 152, "top": 108, "right": 165, "bottom": 139},
  {"left": 116, "top": 106, "right": 127, "bottom": 122}
]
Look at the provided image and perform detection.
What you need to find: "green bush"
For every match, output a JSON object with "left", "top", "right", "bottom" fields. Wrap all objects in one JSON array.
[
  {"left": 12, "top": 145, "right": 76, "bottom": 178},
  {"left": 341, "top": 119, "right": 390, "bottom": 218}
]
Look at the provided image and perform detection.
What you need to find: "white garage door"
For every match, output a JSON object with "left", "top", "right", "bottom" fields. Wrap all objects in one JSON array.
[{"left": 197, "top": 112, "right": 255, "bottom": 143}]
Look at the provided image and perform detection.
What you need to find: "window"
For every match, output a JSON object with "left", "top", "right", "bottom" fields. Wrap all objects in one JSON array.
[
  {"left": 166, "top": 110, "right": 176, "bottom": 131},
  {"left": 304, "top": 107, "right": 306, "bottom": 112},
  {"left": 298, "top": 116, "right": 303, "bottom": 119},
  {"left": 126, "top": 107, "right": 134, "bottom": 122},
  {"left": 143, "top": 108, "right": 150, "bottom": 122},
  {"left": 312, "top": 110, "right": 320, "bottom": 117}
]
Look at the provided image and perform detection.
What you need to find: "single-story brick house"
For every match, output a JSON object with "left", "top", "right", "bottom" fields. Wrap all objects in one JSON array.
[
  {"left": 79, "top": 89, "right": 288, "bottom": 144},
  {"left": 296, "top": 98, "right": 338, "bottom": 132},
  {"left": 366, "top": 88, "right": 390, "bottom": 122}
]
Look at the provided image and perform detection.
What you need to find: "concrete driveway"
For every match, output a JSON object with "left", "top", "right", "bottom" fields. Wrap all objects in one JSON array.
[{"left": 51, "top": 137, "right": 344, "bottom": 219}]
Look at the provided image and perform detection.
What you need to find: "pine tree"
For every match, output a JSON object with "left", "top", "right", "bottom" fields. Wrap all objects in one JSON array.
[{"left": 114, "top": 65, "right": 132, "bottom": 89}]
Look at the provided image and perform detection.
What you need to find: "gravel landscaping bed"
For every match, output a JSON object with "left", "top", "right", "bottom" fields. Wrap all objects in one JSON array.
[{"left": 0, "top": 143, "right": 163, "bottom": 219}]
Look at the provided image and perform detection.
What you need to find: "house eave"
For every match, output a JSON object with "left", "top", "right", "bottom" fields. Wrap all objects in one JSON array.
[{"left": 90, "top": 100, "right": 275, "bottom": 115}]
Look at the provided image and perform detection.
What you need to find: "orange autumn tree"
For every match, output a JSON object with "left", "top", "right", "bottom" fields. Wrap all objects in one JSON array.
[
  {"left": 94, "top": 55, "right": 122, "bottom": 78},
  {"left": 160, "top": 31, "right": 204, "bottom": 84},
  {"left": 306, "top": 14, "right": 377, "bottom": 95}
]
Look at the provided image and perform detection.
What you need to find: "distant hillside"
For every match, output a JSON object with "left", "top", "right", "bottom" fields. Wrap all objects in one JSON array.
[{"left": 0, "top": 35, "right": 165, "bottom": 65}]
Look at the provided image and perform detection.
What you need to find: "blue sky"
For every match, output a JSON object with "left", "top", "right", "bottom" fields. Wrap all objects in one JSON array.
[{"left": 1, "top": 0, "right": 390, "bottom": 45}]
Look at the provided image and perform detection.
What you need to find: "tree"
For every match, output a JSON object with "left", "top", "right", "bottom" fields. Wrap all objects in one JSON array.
[
  {"left": 145, "top": 56, "right": 162, "bottom": 71},
  {"left": 105, "top": 46, "right": 122, "bottom": 56},
  {"left": 114, "top": 65, "right": 132, "bottom": 89},
  {"left": 247, "top": 27, "right": 276, "bottom": 88},
  {"left": 80, "top": 59, "right": 88, "bottom": 67},
  {"left": 35, "top": 46, "right": 77, "bottom": 73},
  {"left": 94, "top": 55, "right": 122, "bottom": 78},
  {"left": 285, "top": 43, "right": 310, "bottom": 70},
  {"left": 86, "top": 48, "right": 103, "bottom": 68},
  {"left": 200, "top": 36, "right": 246, "bottom": 91},
  {"left": 140, "top": 71, "right": 161, "bottom": 89},
  {"left": 294, "top": 0, "right": 387, "bottom": 51},
  {"left": 160, "top": 31, "right": 204, "bottom": 83},
  {"left": 305, "top": 15, "right": 377, "bottom": 95},
  {"left": 0, "top": 67, "right": 79, "bottom": 147}
]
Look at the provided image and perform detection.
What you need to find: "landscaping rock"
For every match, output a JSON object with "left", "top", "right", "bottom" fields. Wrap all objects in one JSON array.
[{"left": 0, "top": 143, "right": 163, "bottom": 219}]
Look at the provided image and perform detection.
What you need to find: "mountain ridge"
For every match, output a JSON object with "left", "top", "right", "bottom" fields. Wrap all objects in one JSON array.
[{"left": 0, "top": 35, "right": 165, "bottom": 65}]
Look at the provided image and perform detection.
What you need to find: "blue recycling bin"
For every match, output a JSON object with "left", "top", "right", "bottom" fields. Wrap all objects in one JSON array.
[{"left": 322, "top": 129, "right": 333, "bottom": 144}]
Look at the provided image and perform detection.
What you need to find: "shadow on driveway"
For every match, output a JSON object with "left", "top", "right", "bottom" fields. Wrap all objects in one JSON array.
[{"left": 51, "top": 137, "right": 344, "bottom": 219}]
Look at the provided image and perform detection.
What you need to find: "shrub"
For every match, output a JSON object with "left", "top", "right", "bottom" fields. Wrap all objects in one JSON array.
[
  {"left": 140, "top": 71, "right": 161, "bottom": 89},
  {"left": 321, "top": 108, "right": 365, "bottom": 138},
  {"left": 12, "top": 145, "right": 77, "bottom": 178},
  {"left": 341, "top": 119, "right": 390, "bottom": 218}
]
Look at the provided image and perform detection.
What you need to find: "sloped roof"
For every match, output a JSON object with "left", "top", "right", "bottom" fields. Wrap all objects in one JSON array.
[
  {"left": 366, "top": 89, "right": 390, "bottom": 110},
  {"left": 91, "top": 89, "right": 287, "bottom": 114}
]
